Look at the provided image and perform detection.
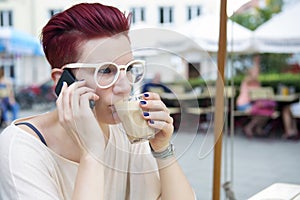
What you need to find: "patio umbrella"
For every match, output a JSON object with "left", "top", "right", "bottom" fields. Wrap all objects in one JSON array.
[
  {"left": 254, "top": 2, "right": 300, "bottom": 53},
  {"left": 0, "top": 27, "right": 43, "bottom": 56},
  {"left": 212, "top": 1, "right": 227, "bottom": 199},
  {"left": 176, "top": 13, "right": 254, "bottom": 53}
]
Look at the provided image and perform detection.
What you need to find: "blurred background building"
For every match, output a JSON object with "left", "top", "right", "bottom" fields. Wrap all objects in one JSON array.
[
  {"left": 0, "top": 0, "right": 222, "bottom": 87},
  {"left": 0, "top": 0, "right": 299, "bottom": 89}
]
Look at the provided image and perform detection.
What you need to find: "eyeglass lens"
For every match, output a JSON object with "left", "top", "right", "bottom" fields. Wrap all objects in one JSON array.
[{"left": 96, "top": 61, "right": 144, "bottom": 87}]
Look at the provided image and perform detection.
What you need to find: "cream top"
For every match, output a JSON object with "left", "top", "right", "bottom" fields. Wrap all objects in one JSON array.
[{"left": 0, "top": 119, "right": 161, "bottom": 200}]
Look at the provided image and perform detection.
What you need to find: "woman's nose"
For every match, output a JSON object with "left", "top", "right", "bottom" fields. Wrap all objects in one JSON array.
[{"left": 112, "top": 71, "right": 131, "bottom": 94}]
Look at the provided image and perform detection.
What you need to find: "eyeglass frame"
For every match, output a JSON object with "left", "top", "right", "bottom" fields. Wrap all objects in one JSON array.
[{"left": 61, "top": 59, "right": 146, "bottom": 89}]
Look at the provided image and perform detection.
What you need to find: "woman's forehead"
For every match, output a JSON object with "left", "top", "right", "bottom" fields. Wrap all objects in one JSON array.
[{"left": 78, "top": 35, "right": 133, "bottom": 63}]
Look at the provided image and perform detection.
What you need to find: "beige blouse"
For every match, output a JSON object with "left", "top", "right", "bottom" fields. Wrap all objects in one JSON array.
[{"left": 0, "top": 119, "right": 161, "bottom": 200}]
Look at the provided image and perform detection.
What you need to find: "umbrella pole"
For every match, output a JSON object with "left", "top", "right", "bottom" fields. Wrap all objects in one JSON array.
[{"left": 213, "top": 0, "right": 227, "bottom": 200}]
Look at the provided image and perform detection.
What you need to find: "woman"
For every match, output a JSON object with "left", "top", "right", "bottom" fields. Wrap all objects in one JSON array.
[
  {"left": 0, "top": 67, "right": 19, "bottom": 127},
  {"left": 0, "top": 3, "right": 195, "bottom": 200},
  {"left": 282, "top": 104, "right": 299, "bottom": 139},
  {"left": 236, "top": 56, "right": 267, "bottom": 137},
  {"left": 236, "top": 60, "right": 261, "bottom": 113}
]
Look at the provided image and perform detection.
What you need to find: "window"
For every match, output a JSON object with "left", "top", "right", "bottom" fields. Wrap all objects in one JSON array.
[
  {"left": 49, "top": 9, "right": 62, "bottom": 18},
  {"left": 187, "top": 5, "right": 201, "bottom": 20},
  {"left": 9, "top": 65, "right": 15, "bottom": 79},
  {"left": 159, "top": 6, "right": 173, "bottom": 24},
  {"left": 188, "top": 62, "right": 200, "bottom": 79},
  {"left": 0, "top": 64, "right": 15, "bottom": 79},
  {"left": 130, "top": 7, "right": 145, "bottom": 24},
  {"left": 0, "top": 10, "right": 13, "bottom": 27}
]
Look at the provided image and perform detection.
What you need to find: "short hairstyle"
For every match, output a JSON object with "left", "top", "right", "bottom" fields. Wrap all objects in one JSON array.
[{"left": 41, "top": 3, "right": 131, "bottom": 69}]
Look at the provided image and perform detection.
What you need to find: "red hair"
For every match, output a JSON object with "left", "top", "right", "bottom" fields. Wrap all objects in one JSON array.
[{"left": 41, "top": 3, "right": 131, "bottom": 69}]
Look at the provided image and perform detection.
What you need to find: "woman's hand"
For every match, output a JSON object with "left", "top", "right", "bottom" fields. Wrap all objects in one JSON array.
[
  {"left": 56, "top": 81, "right": 105, "bottom": 160},
  {"left": 140, "top": 92, "right": 174, "bottom": 152}
]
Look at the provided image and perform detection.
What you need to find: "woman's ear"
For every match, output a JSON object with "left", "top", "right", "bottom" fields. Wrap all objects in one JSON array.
[{"left": 51, "top": 68, "right": 63, "bottom": 85}]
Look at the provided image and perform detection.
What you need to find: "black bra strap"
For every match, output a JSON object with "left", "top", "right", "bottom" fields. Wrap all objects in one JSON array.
[{"left": 15, "top": 122, "right": 48, "bottom": 146}]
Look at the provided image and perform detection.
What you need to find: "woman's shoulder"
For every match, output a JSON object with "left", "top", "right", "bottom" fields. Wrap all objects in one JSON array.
[
  {"left": 0, "top": 125, "right": 68, "bottom": 200},
  {"left": 0, "top": 125, "right": 54, "bottom": 182},
  {"left": 0, "top": 124, "right": 50, "bottom": 158},
  {"left": 0, "top": 123, "right": 56, "bottom": 169}
]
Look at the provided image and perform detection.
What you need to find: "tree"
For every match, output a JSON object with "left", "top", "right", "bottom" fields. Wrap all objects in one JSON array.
[
  {"left": 231, "top": 0, "right": 291, "bottom": 74},
  {"left": 231, "top": 0, "right": 283, "bottom": 31},
  {"left": 260, "top": 53, "right": 291, "bottom": 73}
]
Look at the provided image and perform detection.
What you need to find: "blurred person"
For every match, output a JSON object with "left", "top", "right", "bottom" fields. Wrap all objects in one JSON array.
[
  {"left": 236, "top": 55, "right": 268, "bottom": 137},
  {"left": 0, "top": 67, "right": 19, "bottom": 127},
  {"left": 0, "top": 3, "right": 195, "bottom": 200},
  {"left": 142, "top": 72, "right": 172, "bottom": 94},
  {"left": 291, "top": 101, "right": 300, "bottom": 117},
  {"left": 142, "top": 72, "right": 178, "bottom": 108},
  {"left": 282, "top": 103, "right": 299, "bottom": 139}
]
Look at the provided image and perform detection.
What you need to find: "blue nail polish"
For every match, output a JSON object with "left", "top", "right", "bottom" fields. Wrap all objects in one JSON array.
[
  {"left": 149, "top": 120, "right": 154, "bottom": 124},
  {"left": 143, "top": 112, "right": 149, "bottom": 116},
  {"left": 140, "top": 100, "right": 147, "bottom": 105},
  {"left": 144, "top": 93, "right": 149, "bottom": 97}
]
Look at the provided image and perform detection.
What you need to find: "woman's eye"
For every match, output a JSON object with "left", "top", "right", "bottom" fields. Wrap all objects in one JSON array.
[
  {"left": 99, "top": 67, "right": 111, "bottom": 74},
  {"left": 127, "top": 65, "right": 133, "bottom": 72},
  {"left": 99, "top": 65, "right": 114, "bottom": 74}
]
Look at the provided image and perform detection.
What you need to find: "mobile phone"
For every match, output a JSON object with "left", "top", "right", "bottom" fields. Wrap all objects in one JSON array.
[
  {"left": 54, "top": 69, "right": 95, "bottom": 109},
  {"left": 55, "top": 69, "right": 76, "bottom": 96}
]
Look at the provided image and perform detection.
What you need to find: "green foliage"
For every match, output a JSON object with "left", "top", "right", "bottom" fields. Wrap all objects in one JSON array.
[
  {"left": 230, "top": 12, "right": 260, "bottom": 31},
  {"left": 230, "top": 0, "right": 283, "bottom": 30},
  {"left": 186, "top": 73, "right": 300, "bottom": 92},
  {"left": 230, "top": 53, "right": 292, "bottom": 75},
  {"left": 188, "top": 78, "right": 206, "bottom": 87},
  {"left": 266, "top": 0, "right": 283, "bottom": 13},
  {"left": 260, "top": 53, "right": 291, "bottom": 73},
  {"left": 233, "top": 73, "right": 300, "bottom": 92}
]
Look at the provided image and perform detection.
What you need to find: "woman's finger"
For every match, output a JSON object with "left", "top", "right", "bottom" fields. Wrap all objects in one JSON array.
[
  {"left": 140, "top": 99, "right": 168, "bottom": 112},
  {"left": 56, "top": 82, "right": 71, "bottom": 122},
  {"left": 142, "top": 92, "right": 161, "bottom": 100},
  {"left": 148, "top": 120, "right": 174, "bottom": 138},
  {"left": 62, "top": 82, "right": 74, "bottom": 123},
  {"left": 142, "top": 110, "right": 173, "bottom": 124},
  {"left": 78, "top": 92, "right": 99, "bottom": 111},
  {"left": 70, "top": 82, "right": 95, "bottom": 112}
]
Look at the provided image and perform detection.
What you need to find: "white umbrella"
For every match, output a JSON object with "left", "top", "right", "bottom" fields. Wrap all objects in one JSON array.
[
  {"left": 254, "top": 2, "right": 300, "bottom": 53},
  {"left": 129, "top": 25, "right": 198, "bottom": 57},
  {"left": 177, "top": 14, "right": 254, "bottom": 53}
]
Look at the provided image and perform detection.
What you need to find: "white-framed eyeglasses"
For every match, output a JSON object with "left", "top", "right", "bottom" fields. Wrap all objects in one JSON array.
[{"left": 62, "top": 60, "right": 145, "bottom": 88}]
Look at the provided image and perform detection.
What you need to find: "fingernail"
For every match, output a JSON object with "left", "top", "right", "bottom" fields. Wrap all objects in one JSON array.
[
  {"left": 144, "top": 93, "right": 149, "bottom": 97},
  {"left": 89, "top": 100, "right": 95, "bottom": 109},
  {"left": 140, "top": 100, "right": 147, "bottom": 105},
  {"left": 143, "top": 112, "right": 149, "bottom": 116},
  {"left": 149, "top": 119, "right": 154, "bottom": 124}
]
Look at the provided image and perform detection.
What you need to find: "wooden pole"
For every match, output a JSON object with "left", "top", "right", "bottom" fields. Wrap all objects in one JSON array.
[{"left": 212, "top": 0, "right": 227, "bottom": 200}]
